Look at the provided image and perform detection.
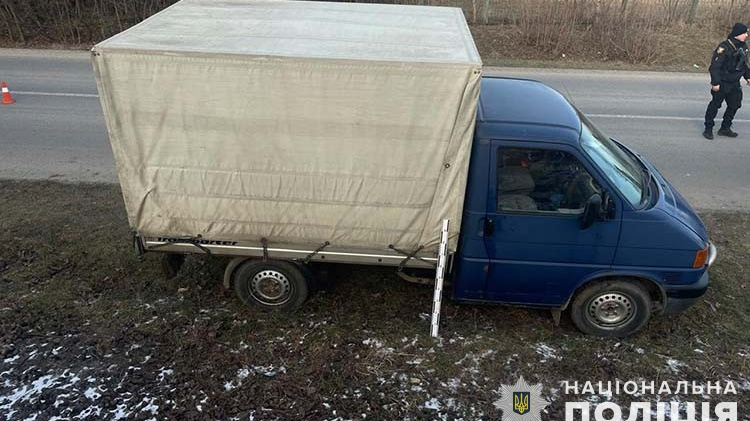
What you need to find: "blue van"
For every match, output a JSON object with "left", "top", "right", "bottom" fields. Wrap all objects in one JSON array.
[
  {"left": 450, "top": 77, "right": 716, "bottom": 337},
  {"left": 151, "top": 76, "right": 716, "bottom": 338}
]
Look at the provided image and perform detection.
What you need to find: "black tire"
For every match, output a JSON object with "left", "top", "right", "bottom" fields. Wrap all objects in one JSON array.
[
  {"left": 570, "top": 280, "right": 652, "bottom": 337},
  {"left": 233, "top": 260, "right": 308, "bottom": 312},
  {"left": 295, "top": 262, "right": 319, "bottom": 294}
]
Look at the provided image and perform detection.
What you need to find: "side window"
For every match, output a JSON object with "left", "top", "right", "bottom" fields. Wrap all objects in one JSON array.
[{"left": 496, "top": 147, "right": 601, "bottom": 214}]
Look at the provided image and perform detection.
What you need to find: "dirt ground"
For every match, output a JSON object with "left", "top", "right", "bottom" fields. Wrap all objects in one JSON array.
[{"left": 0, "top": 180, "right": 748, "bottom": 420}]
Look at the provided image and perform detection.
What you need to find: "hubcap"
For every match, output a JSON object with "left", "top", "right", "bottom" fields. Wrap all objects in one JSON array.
[
  {"left": 250, "top": 270, "right": 292, "bottom": 305},
  {"left": 587, "top": 292, "right": 635, "bottom": 328}
]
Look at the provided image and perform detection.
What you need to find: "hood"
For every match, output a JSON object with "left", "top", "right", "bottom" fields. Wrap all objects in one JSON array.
[
  {"left": 609, "top": 138, "right": 709, "bottom": 244},
  {"left": 647, "top": 164, "right": 709, "bottom": 243}
]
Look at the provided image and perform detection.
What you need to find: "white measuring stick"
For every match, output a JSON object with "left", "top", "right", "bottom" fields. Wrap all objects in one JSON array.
[{"left": 430, "top": 219, "right": 450, "bottom": 338}]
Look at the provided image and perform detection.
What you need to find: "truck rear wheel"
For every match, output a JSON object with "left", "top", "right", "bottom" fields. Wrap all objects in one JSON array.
[
  {"left": 233, "top": 260, "right": 309, "bottom": 312},
  {"left": 570, "top": 280, "right": 651, "bottom": 337}
]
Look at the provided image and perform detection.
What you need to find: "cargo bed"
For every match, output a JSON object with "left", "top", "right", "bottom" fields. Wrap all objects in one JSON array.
[{"left": 93, "top": 0, "right": 481, "bottom": 266}]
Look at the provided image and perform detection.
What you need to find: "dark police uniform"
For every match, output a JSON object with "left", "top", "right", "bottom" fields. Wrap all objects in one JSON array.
[{"left": 704, "top": 38, "right": 750, "bottom": 134}]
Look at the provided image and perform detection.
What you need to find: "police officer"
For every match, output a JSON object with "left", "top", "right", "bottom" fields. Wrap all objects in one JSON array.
[{"left": 703, "top": 23, "right": 750, "bottom": 139}]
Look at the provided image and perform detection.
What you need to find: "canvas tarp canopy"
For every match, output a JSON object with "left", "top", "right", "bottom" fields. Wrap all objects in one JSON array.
[{"left": 92, "top": 0, "right": 482, "bottom": 255}]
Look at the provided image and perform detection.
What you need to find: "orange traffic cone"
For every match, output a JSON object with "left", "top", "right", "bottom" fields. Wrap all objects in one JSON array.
[{"left": 2, "top": 81, "right": 15, "bottom": 105}]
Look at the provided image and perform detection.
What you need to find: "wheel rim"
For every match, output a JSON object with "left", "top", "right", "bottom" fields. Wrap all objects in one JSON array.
[
  {"left": 250, "top": 270, "right": 292, "bottom": 306},
  {"left": 586, "top": 292, "right": 635, "bottom": 329}
]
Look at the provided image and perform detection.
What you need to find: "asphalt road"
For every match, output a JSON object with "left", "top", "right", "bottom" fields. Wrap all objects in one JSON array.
[{"left": 1, "top": 49, "right": 749, "bottom": 210}]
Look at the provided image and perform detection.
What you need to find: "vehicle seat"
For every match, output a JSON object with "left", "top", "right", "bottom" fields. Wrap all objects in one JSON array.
[{"left": 497, "top": 166, "right": 537, "bottom": 211}]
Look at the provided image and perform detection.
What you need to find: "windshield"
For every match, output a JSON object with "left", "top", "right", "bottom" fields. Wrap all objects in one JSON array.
[{"left": 578, "top": 113, "right": 647, "bottom": 208}]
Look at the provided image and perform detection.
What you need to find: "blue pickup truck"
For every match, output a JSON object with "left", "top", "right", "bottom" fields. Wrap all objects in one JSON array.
[
  {"left": 96, "top": 0, "right": 713, "bottom": 337},
  {"left": 448, "top": 76, "right": 716, "bottom": 337},
  {"left": 150, "top": 76, "right": 716, "bottom": 338}
]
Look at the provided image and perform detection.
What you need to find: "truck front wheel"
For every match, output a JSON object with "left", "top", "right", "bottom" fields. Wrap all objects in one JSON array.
[
  {"left": 570, "top": 280, "right": 652, "bottom": 337},
  {"left": 233, "top": 260, "right": 309, "bottom": 312}
]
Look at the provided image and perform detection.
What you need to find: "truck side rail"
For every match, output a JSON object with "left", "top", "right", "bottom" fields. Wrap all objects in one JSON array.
[{"left": 141, "top": 236, "right": 440, "bottom": 269}]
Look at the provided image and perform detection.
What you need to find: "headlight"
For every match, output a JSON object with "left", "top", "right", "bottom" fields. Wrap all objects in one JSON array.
[{"left": 707, "top": 243, "right": 718, "bottom": 267}]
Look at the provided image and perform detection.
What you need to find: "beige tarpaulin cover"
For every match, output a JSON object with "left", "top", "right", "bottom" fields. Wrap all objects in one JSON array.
[{"left": 92, "top": 0, "right": 481, "bottom": 253}]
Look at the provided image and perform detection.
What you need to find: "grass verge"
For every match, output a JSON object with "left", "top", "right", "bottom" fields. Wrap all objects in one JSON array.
[{"left": 0, "top": 180, "right": 747, "bottom": 420}]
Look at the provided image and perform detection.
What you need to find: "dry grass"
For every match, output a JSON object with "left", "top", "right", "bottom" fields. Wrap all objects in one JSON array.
[
  {"left": 0, "top": 0, "right": 747, "bottom": 66},
  {"left": 0, "top": 180, "right": 749, "bottom": 419},
  {"left": 471, "top": 21, "right": 724, "bottom": 70}
]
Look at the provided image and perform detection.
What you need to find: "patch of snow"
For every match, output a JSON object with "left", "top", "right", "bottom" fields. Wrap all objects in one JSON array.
[
  {"left": 196, "top": 394, "right": 209, "bottom": 412},
  {"left": 534, "top": 343, "right": 562, "bottom": 362},
  {"left": 111, "top": 403, "right": 131, "bottom": 420},
  {"left": 424, "top": 398, "right": 441, "bottom": 411},
  {"left": 0, "top": 374, "right": 59, "bottom": 415},
  {"left": 157, "top": 367, "right": 174, "bottom": 382},
  {"left": 362, "top": 338, "right": 384, "bottom": 348},
  {"left": 140, "top": 397, "right": 159, "bottom": 415},
  {"left": 253, "top": 365, "right": 285, "bottom": 378},
  {"left": 53, "top": 393, "right": 73, "bottom": 408},
  {"left": 665, "top": 359, "right": 684, "bottom": 373},
  {"left": 74, "top": 405, "right": 102, "bottom": 419},
  {"left": 445, "top": 378, "right": 462, "bottom": 393},
  {"left": 3, "top": 355, "right": 20, "bottom": 364},
  {"left": 454, "top": 349, "right": 496, "bottom": 376},
  {"left": 84, "top": 387, "right": 102, "bottom": 401},
  {"left": 586, "top": 394, "right": 601, "bottom": 404}
]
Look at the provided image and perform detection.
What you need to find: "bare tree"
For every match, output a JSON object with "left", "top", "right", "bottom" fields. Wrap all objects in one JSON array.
[{"left": 687, "top": 0, "right": 700, "bottom": 24}]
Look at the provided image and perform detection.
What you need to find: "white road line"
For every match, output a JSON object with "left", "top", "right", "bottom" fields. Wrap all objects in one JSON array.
[
  {"left": 15, "top": 91, "right": 99, "bottom": 98},
  {"left": 10, "top": 90, "right": 750, "bottom": 123},
  {"left": 589, "top": 113, "right": 750, "bottom": 123}
]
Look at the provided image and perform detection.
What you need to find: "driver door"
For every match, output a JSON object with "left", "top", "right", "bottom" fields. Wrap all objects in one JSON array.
[{"left": 483, "top": 141, "right": 622, "bottom": 305}]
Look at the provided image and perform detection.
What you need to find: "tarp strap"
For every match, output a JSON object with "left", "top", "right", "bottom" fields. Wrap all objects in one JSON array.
[
  {"left": 261, "top": 237, "right": 269, "bottom": 261},
  {"left": 304, "top": 241, "right": 331, "bottom": 264},
  {"left": 133, "top": 232, "right": 146, "bottom": 259},
  {"left": 389, "top": 244, "right": 431, "bottom": 271}
]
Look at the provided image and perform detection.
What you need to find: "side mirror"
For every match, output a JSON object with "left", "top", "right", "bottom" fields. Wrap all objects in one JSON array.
[
  {"left": 580, "top": 193, "right": 602, "bottom": 230},
  {"left": 601, "top": 192, "right": 615, "bottom": 220}
]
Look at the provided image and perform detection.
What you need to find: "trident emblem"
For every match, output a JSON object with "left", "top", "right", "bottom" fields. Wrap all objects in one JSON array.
[{"left": 513, "top": 392, "right": 530, "bottom": 415}]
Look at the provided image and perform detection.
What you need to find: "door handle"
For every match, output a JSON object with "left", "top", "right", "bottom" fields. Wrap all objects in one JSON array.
[{"left": 483, "top": 217, "right": 495, "bottom": 237}]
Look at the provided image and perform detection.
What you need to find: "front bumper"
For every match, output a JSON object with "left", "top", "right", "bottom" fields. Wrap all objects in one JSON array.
[{"left": 662, "top": 270, "right": 710, "bottom": 314}]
